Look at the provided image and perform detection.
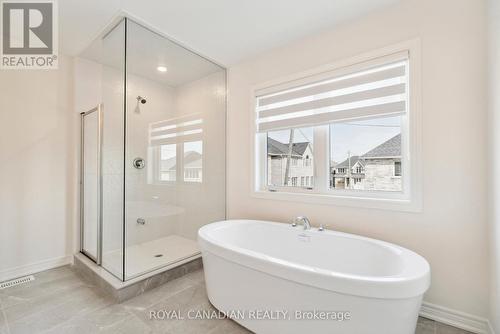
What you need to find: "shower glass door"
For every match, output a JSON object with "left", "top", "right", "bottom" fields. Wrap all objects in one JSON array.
[
  {"left": 79, "top": 18, "right": 226, "bottom": 281},
  {"left": 99, "top": 20, "right": 126, "bottom": 280},
  {"left": 80, "top": 19, "right": 127, "bottom": 280},
  {"left": 81, "top": 107, "right": 102, "bottom": 262},
  {"left": 124, "top": 20, "right": 226, "bottom": 280}
]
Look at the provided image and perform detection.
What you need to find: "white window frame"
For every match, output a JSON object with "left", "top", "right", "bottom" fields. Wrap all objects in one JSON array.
[
  {"left": 251, "top": 39, "right": 422, "bottom": 212},
  {"left": 152, "top": 144, "right": 178, "bottom": 185}
]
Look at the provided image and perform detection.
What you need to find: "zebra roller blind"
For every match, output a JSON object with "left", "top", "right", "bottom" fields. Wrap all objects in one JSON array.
[
  {"left": 149, "top": 113, "right": 203, "bottom": 146},
  {"left": 255, "top": 51, "right": 409, "bottom": 132}
]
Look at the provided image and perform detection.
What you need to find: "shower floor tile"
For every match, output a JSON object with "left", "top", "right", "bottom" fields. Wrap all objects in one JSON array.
[{"left": 102, "top": 235, "right": 199, "bottom": 280}]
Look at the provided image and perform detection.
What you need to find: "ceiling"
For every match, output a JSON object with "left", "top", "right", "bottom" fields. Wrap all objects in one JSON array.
[
  {"left": 80, "top": 19, "right": 224, "bottom": 87},
  {"left": 60, "top": 0, "right": 400, "bottom": 67}
]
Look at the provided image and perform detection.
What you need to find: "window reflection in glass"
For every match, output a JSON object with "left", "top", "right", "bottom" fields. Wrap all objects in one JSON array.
[
  {"left": 159, "top": 144, "right": 176, "bottom": 181},
  {"left": 184, "top": 141, "right": 203, "bottom": 182}
]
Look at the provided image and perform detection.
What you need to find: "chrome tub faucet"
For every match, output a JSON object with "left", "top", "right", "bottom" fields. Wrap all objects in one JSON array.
[{"left": 292, "top": 216, "right": 311, "bottom": 230}]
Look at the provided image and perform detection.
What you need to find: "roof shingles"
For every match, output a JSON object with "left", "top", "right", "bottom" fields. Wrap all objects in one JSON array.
[
  {"left": 267, "top": 138, "right": 309, "bottom": 156},
  {"left": 362, "top": 134, "right": 401, "bottom": 158}
]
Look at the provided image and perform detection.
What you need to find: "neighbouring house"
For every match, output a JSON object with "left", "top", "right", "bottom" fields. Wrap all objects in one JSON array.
[
  {"left": 159, "top": 151, "right": 202, "bottom": 182},
  {"left": 183, "top": 151, "right": 203, "bottom": 182},
  {"left": 267, "top": 137, "right": 314, "bottom": 187},
  {"left": 160, "top": 155, "right": 177, "bottom": 181},
  {"left": 361, "top": 134, "right": 402, "bottom": 191},
  {"left": 331, "top": 156, "right": 365, "bottom": 189},
  {"left": 331, "top": 134, "right": 402, "bottom": 191}
]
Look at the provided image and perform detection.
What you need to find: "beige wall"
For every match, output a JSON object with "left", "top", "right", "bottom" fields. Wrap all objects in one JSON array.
[
  {"left": 488, "top": 0, "right": 500, "bottom": 331},
  {"left": 227, "top": 0, "right": 489, "bottom": 319},
  {"left": 0, "top": 55, "right": 78, "bottom": 280}
]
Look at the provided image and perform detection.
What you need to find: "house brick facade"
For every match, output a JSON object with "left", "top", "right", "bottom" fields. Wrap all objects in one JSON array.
[{"left": 331, "top": 134, "right": 402, "bottom": 192}]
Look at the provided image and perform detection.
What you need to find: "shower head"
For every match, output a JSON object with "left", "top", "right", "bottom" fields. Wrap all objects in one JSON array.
[{"left": 137, "top": 96, "right": 147, "bottom": 104}]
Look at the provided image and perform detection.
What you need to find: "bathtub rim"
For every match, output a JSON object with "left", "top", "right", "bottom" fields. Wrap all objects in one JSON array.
[{"left": 198, "top": 219, "right": 430, "bottom": 299}]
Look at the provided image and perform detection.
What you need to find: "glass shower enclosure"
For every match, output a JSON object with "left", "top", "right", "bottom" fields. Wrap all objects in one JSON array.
[{"left": 79, "top": 18, "right": 226, "bottom": 281}]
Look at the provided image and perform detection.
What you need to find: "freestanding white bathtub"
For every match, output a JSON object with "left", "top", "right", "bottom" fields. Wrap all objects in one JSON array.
[{"left": 198, "top": 220, "right": 430, "bottom": 334}]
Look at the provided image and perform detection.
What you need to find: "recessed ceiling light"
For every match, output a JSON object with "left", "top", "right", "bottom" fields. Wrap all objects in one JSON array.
[{"left": 157, "top": 66, "right": 167, "bottom": 73}]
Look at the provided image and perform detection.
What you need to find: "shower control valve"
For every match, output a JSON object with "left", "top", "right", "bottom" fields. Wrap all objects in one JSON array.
[{"left": 133, "top": 157, "right": 145, "bottom": 169}]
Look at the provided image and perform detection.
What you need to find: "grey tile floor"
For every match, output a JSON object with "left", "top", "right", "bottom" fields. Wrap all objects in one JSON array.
[{"left": 0, "top": 266, "right": 473, "bottom": 334}]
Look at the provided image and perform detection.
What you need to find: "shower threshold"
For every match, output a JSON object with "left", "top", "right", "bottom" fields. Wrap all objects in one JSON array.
[
  {"left": 73, "top": 235, "right": 202, "bottom": 302},
  {"left": 103, "top": 235, "right": 200, "bottom": 280}
]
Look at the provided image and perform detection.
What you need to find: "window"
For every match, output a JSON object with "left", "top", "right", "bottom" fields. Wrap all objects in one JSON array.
[
  {"left": 254, "top": 42, "right": 422, "bottom": 211},
  {"left": 330, "top": 116, "right": 402, "bottom": 192},
  {"left": 394, "top": 161, "right": 402, "bottom": 177},
  {"left": 159, "top": 144, "right": 176, "bottom": 181},
  {"left": 150, "top": 113, "right": 204, "bottom": 184},
  {"left": 184, "top": 141, "right": 203, "bottom": 182},
  {"left": 266, "top": 127, "right": 313, "bottom": 188}
]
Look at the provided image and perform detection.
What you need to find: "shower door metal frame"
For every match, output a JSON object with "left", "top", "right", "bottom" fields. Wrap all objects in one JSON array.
[{"left": 80, "top": 104, "right": 104, "bottom": 265}]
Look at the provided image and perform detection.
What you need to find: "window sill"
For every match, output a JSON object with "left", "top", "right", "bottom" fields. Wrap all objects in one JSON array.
[{"left": 251, "top": 190, "right": 422, "bottom": 213}]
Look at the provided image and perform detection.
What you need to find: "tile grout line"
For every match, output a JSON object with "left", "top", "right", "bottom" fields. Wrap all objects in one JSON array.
[
  {"left": 123, "top": 281, "right": 199, "bottom": 329},
  {"left": 126, "top": 308, "right": 153, "bottom": 331},
  {"left": 38, "top": 291, "right": 117, "bottom": 334},
  {"left": 87, "top": 306, "right": 136, "bottom": 333},
  {"left": 2, "top": 279, "right": 91, "bottom": 326},
  {"left": 4, "top": 266, "right": 473, "bottom": 334},
  {"left": 38, "top": 268, "right": 203, "bottom": 333},
  {"left": 1, "top": 307, "right": 11, "bottom": 334},
  {"left": 43, "top": 273, "right": 202, "bottom": 333},
  {"left": 0, "top": 270, "right": 86, "bottom": 311}
]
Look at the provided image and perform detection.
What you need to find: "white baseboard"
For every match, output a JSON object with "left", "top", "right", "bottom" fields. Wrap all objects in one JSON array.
[
  {"left": 420, "top": 301, "right": 495, "bottom": 334},
  {"left": 0, "top": 255, "right": 73, "bottom": 282}
]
